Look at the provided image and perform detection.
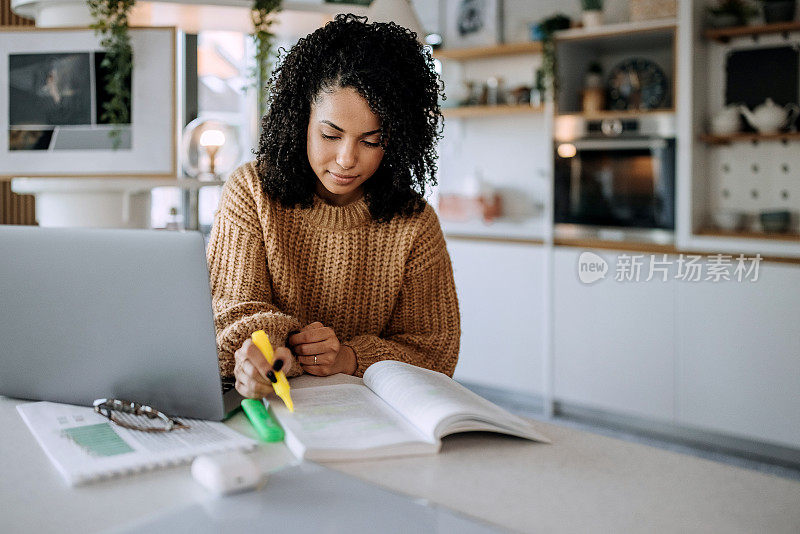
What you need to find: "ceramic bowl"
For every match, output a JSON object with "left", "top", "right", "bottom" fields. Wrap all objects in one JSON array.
[
  {"left": 759, "top": 210, "right": 792, "bottom": 233},
  {"left": 712, "top": 210, "right": 747, "bottom": 231},
  {"left": 710, "top": 117, "right": 740, "bottom": 136}
]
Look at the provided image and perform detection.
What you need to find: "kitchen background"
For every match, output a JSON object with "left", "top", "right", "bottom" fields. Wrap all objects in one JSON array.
[{"left": 1, "top": 0, "right": 799, "bottom": 470}]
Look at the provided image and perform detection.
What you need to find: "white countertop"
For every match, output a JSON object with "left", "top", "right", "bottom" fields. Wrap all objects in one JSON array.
[
  {"left": 441, "top": 218, "right": 546, "bottom": 241},
  {"left": 11, "top": 178, "right": 226, "bottom": 194}
]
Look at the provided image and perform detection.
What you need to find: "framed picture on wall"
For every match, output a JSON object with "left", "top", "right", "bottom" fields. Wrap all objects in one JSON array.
[
  {"left": 443, "top": 0, "right": 503, "bottom": 49},
  {"left": 0, "top": 26, "right": 177, "bottom": 178}
]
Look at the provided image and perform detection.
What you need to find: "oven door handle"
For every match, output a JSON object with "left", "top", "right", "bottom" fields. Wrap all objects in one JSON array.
[{"left": 561, "top": 139, "right": 669, "bottom": 151}]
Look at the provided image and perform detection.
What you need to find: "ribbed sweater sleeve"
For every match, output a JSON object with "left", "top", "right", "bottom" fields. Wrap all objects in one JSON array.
[
  {"left": 346, "top": 206, "right": 461, "bottom": 377},
  {"left": 206, "top": 170, "right": 302, "bottom": 378}
]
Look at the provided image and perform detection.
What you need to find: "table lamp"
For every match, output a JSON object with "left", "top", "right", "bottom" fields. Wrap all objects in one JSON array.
[
  {"left": 199, "top": 129, "right": 226, "bottom": 176},
  {"left": 181, "top": 118, "right": 241, "bottom": 180},
  {"left": 368, "top": 0, "right": 425, "bottom": 43}
]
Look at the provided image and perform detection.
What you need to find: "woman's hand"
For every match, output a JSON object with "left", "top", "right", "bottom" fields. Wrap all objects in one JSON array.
[
  {"left": 287, "top": 322, "right": 357, "bottom": 376},
  {"left": 233, "top": 338, "right": 294, "bottom": 399}
]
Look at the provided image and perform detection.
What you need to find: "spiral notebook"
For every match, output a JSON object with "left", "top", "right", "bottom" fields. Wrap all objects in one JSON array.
[{"left": 17, "top": 401, "right": 257, "bottom": 486}]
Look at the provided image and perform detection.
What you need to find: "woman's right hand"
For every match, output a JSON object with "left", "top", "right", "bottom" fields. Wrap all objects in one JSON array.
[{"left": 233, "top": 338, "right": 294, "bottom": 399}]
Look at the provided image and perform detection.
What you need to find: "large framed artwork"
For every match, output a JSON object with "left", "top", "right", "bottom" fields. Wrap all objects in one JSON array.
[
  {"left": 443, "top": 0, "right": 503, "bottom": 49},
  {"left": 0, "top": 26, "right": 177, "bottom": 178}
]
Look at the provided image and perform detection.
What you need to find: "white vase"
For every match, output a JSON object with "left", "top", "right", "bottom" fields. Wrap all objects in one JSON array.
[{"left": 582, "top": 10, "right": 604, "bottom": 28}]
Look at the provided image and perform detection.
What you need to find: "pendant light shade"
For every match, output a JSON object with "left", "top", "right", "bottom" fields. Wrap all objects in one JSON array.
[{"left": 367, "top": 0, "right": 425, "bottom": 42}]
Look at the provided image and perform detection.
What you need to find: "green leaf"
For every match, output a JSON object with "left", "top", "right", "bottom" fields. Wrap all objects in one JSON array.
[{"left": 88, "top": 0, "right": 136, "bottom": 147}]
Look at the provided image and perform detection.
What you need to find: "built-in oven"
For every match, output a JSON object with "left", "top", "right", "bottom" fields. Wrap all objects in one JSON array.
[{"left": 553, "top": 114, "right": 676, "bottom": 243}]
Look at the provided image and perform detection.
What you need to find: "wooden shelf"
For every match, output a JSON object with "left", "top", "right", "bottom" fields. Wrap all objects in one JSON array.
[
  {"left": 699, "top": 132, "right": 800, "bottom": 144},
  {"left": 442, "top": 104, "right": 544, "bottom": 118},
  {"left": 695, "top": 228, "right": 800, "bottom": 242},
  {"left": 433, "top": 41, "right": 543, "bottom": 60},
  {"left": 282, "top": 1, "right": 368, "bottom": 15},
  {"left": 554, "top": 237, "right": 678, "bottom": 254},
  {"left": 554, "top": 19, "right": 677, "bottom": 42},
  {"left": 704, "top": 21, "right": 800, "bottom": 43},
  {"left": 555, "top": 235, "right": 800, "bottom": 263},
  {"left": 556, "top": 108, "right": 675, "bottom": 119}
]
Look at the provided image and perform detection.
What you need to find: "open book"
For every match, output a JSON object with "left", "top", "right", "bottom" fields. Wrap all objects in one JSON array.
[{"left": 270, "top": 361, "right": 550, "bottom": 462}]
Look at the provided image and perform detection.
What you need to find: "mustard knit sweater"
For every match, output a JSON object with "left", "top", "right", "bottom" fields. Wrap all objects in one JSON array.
[{"left": 206, "top": 162, "right": 460, "bottom": 379}]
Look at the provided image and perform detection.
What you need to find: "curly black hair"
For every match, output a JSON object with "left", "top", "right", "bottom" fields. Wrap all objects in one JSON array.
[{"left": 255, "top": 13, "right": 444, "bottom": 222}]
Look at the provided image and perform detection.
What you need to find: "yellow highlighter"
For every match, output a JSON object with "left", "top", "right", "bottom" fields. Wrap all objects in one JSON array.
[{"left": 251, "top": 330, "right": 294, "bottom": 412}]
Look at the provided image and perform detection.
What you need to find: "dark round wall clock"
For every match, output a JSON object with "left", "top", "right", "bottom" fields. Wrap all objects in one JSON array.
[{"left": 607, "top": 58, "right": 668, "bottom": 111}]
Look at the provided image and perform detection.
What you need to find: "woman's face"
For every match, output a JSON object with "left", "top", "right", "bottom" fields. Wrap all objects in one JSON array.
[{"left": 306, "top": 86, "right": 384, "bottom": 206}]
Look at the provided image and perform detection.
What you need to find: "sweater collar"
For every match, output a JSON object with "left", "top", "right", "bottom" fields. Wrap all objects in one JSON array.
[{"left": 303, "top": 194, "right": 371, "bottom": 230}]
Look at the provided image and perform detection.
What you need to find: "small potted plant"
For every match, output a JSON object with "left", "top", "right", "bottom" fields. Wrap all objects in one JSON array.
[
  {"left": 707, "top": 0, "right": 758, "bottom": 27},
  {"left": 761, "top": 0, "right": 797, "bottom": 23},
  {"left": 581, "top": 0, "right": 604, "bottom": 28}
]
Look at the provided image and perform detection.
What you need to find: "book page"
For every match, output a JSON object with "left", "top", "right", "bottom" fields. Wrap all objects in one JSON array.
[
  {"left": 270, "top": 384, "right": 434, "bottom": 457},
  {"left": 363, "top": 361, "right": 548, "bottom": 442}
]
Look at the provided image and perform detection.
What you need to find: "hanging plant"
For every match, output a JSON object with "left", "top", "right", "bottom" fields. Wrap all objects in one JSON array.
[
  {"left": 251, "top": 0, "right": 282, "bottom": 118},
  {"left": 537, "top": 13, "right": 571, "bottom": 103},
  {"left": 87, "top": 0, "right": 136, "bottom": 148}
]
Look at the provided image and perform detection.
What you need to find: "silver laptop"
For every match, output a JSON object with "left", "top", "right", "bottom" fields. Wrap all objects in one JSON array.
[{"left": 0, "top": 226, "right": 243, "bottom": 420}]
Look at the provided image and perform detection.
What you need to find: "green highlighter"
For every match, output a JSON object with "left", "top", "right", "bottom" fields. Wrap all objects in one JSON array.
[{"left": 241, "top": 399, "right": 285, "bottom": 442}]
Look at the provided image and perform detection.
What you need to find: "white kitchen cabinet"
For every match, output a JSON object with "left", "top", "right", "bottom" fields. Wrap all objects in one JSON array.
[
  {"left": 676, "top": 261, "right": 800, "bottom": 449},
  {"left": 446, "top": 238, "right": 545, "bottom": 396},
  {"left": 552, "top": 247, "right": 676, "bottom": 422}
]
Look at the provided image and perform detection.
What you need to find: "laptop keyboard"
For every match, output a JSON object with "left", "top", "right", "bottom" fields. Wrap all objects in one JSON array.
[{"left": 221, "top": 377, "right": 235, "bottom": 393}]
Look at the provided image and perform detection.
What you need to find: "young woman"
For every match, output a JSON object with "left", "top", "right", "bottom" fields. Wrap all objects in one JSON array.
[{"left": 207, "top": 14, "right": 460, "bottom": 400}]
